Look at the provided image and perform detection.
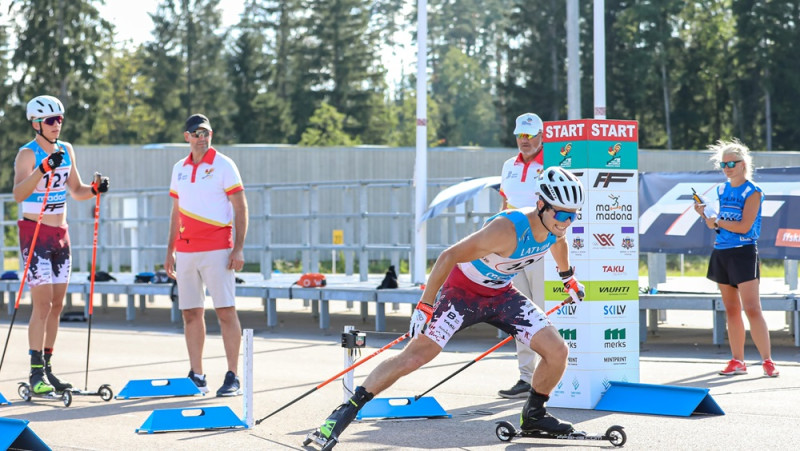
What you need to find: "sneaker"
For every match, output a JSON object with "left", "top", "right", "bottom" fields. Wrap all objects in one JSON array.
[
  {"left": 762, "top": 359, "right": 780, "bottom": 377},
  {"left": 498, "top": 379, "right": 531, "bottom": 399},
  {"left": 216, "top": 371, "right": 241, "bottom": 397},
  {"left": 188, "top": 370, "right": 209, "bottom": 394},
  {"left": 718, "top": 359, "right": 747, "bottom": 376}
]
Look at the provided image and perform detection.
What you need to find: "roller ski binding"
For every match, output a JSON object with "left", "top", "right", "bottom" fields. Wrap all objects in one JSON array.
[
  {"left": 19, "top": 369, "right": 72, "bottom": 407},
  {"left": 303, "top": 386, "right": 373, "bottom": 450},
  {"left": 495, "top": 421, "right": 627, "bottom": 447}
]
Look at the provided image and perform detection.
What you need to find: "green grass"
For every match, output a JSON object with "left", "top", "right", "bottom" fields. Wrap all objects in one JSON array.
[{"left": 638, "top": 254, "right": 787, "bottom": 277}]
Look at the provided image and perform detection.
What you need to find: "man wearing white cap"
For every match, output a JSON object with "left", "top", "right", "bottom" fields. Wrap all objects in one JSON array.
[{"left": 497, "top": 112, "right": 546, "bottom": 398}]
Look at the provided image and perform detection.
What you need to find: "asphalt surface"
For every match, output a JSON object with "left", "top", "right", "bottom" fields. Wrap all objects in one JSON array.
[{"left": 0, "top": 279, "right": 798, "bottom": 451}]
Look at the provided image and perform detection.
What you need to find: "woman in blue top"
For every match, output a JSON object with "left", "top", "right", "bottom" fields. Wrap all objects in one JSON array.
[{"left": 693, "top": 139, "right": 778, "bottom": 377}]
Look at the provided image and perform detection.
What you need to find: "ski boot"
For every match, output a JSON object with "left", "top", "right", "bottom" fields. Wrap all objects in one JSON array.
[
  {"left": 304, "top": 386, "right": 374, "bottom": 450},
  {"left": 29, "top": 351, "right": 54, "bottom": 395},
  {"left": 520, "top": 391, "right": 574, "bottom": 434},
  {"left": 44, "top": 352, "right": 73, "bottom": 392},
  {"left": 29, "top": 367, "right": 54, "bottom": 395}
]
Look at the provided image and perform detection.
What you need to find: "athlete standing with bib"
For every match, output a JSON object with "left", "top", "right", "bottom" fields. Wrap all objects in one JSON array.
[
  {"left": 12, "top": 95, "right": 110, "bottom": 394},
  {"left": 308, "top": 167, "right": 586, "bottom": 449}
]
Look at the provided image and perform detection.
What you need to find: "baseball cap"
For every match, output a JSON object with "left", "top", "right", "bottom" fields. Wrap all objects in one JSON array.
[
  {"left": 185, "top": 114, "right": 212, "bottom": 133},
  {"left": 513, "top": 113, "right": 543, "bottom": 136}
]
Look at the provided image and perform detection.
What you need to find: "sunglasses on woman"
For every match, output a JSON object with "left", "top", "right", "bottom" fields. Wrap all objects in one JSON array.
[
  {"left": 719, "top": 160, "right": 742, "bottom": 169},
  {"left": 34, "top": 116, "right": 63, "bottom": 126}
]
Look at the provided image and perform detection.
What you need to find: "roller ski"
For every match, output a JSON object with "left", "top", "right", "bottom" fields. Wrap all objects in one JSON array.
[
  {"left": 18, "top": 369, "right": 72, "bottom": 407},
  {"left": 496, "top": 391, "right": 625, "bottom": 446},
  {"left": 495, "top": 421, "right": 626, "bottom": 447},
  {"left": 303, "top": 386, "right": 373, "bottom": 450}
]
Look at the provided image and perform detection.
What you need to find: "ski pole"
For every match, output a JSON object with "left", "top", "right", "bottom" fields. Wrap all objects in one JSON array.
[
  {"left": 413, "top": 297, "right": 573, "bottom": 401},
  {"left": 0, "top": 174, "right": 54, "bottom": 374},
  {"left": 255, "top": 332, "right": 409, "bottom": 425},
  {"left": 84, "top": 173, "right": 102, "bottom": 391}
]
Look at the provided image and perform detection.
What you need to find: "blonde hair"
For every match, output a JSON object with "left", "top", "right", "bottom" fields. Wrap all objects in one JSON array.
[{"left": 708, "top": 138, "right": 753, "bottom": 179}]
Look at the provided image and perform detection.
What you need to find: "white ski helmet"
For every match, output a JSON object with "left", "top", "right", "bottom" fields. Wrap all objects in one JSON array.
[
  {"left": 537, "top": 167, "right": 585, "bottom": 209},
  {"left": 26, "top": 95, "right": 65, "bottom": 121}
]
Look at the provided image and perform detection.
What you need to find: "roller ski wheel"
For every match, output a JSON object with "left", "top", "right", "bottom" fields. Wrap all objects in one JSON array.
[
  {"left": 303, "top": 429, "right": 338, "bottom": 450},
  {"left": 61, "top": 390, "right": 73, "bottom": 407},
  {"left": 494, "top": 420, "right": 626, "bottom": 447},
  {"left": 98, "top": 384, "right": 114, "bottom": 401},
  {"left": 18, "top": 382, "right": 32, "bottom": 402}
]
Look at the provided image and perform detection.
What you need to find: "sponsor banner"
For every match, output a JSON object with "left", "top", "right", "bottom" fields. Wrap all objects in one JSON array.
[
  {"left": 587, "top": 191, "right": 638, "bottom": 224},
  {"left": 552, "top": 323, "right": 590, "bottom": 353},
  {"left": 587, "top": 259, "right": 639, "bottom": 281},
  {"left": 543, "top": 140, "right": 588, "bottom": 169},
  {"left": 581, "top": 351, "right": 641, "bottom": 370},
  {"left": 586, "top": 223, "right": 639, "bottom": 259},
  {"left": 639, "top": 167, "right": 800, "bottom": 259},
  {"left": 584, "top": 280, "right": 639, "bottom": 301},
  {"left": 549, "top": 369, "right": 593, "bottom": 408},
  {"left": 590, "top": 300, "right": 639, "bottom": 322},
  {"left": 567, "top": 225, "right": 589, "bottom": 259},
  {"left": 588, "top": 140, "right": 638, "bottom": 170},
  {"left": 586, "top": 322, "right": 639, "bottom": 354},
  {"left": 543, "top": 256, "right": 588, "bottom": 281},
  {"left": 587, "top": 169, "right": 638, "bottom": 191},
  {"left": 546, "top": 300, "right": 591, "bottom": 323}
]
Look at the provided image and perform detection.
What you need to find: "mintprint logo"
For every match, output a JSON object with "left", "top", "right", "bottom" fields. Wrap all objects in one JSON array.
[
  {"left": 604, "top": 328, "right": 627, "bottom": 349},
  {"left": 604, "top": 355, "right": 628, "bottom": 365},
  {"left": 595, "top": 194, "right": 633, "bottom": 221}
]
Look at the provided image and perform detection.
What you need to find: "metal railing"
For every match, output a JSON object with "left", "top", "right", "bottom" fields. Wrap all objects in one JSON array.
[{"left": 1, "top": 178, "right": 502, "bottom": 281}]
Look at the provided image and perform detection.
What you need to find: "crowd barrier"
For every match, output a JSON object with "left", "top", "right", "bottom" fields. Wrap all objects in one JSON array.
[{"left": 1, "top": 275, "right": 797, "bottom": 347}]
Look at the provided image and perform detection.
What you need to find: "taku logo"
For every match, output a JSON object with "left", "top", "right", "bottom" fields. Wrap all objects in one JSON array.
[
  {"left": 594, "top": 233, "right": 615, "bottom": 246},
  {"left": 603, "top": 265, "right": 625, "bottom": 273}
]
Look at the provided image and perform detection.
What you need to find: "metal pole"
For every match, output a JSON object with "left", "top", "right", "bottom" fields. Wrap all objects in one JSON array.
[
  {"left": 413, "top": 0, "right": 428, "bottom": 284},
  {"left": 567, "top": 0, "right": 581, "bottom": 119},
  {"left": 593, "top": 0, "right": 607, "bottom": 119}
]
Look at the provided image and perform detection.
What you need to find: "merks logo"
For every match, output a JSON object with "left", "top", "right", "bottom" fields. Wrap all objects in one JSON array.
[
  {"left": 593, "top": 172, "right": 634, "bottom": 188},
  {"left": 559, "top": 329, "right": 577, "bottom": 340},
  {"left": 604, "top": 328, "right": 627, "bottom": 349}
]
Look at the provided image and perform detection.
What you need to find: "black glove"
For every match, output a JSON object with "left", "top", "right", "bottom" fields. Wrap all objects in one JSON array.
[
  {"left": 38, "top": 151, "right": 64, "bottom": 174},
  {"left": 91, "top": 175, "right": 110, "bottom": 195}
]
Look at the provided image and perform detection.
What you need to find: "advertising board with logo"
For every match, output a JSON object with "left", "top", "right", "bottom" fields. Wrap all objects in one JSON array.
[{"left": 543, "top": 119, "right": 639, "bottom": 409}]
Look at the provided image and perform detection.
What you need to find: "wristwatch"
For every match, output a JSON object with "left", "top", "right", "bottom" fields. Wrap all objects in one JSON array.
[{"left": 713, "top": 219, "right": 720, "bottom": 233}]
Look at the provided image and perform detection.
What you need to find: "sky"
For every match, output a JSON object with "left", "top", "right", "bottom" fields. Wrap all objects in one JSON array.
[
  {"left": 97, "top": 0, "right": 412, "bottom": 88},
  {"left": 98, "top": 0, "right": 245, "bottom": 45}
]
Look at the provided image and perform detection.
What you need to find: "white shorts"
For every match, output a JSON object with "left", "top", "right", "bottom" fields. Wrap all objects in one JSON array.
[{"left": 176, "top": 249, "right": 236, "bottom": 310}]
